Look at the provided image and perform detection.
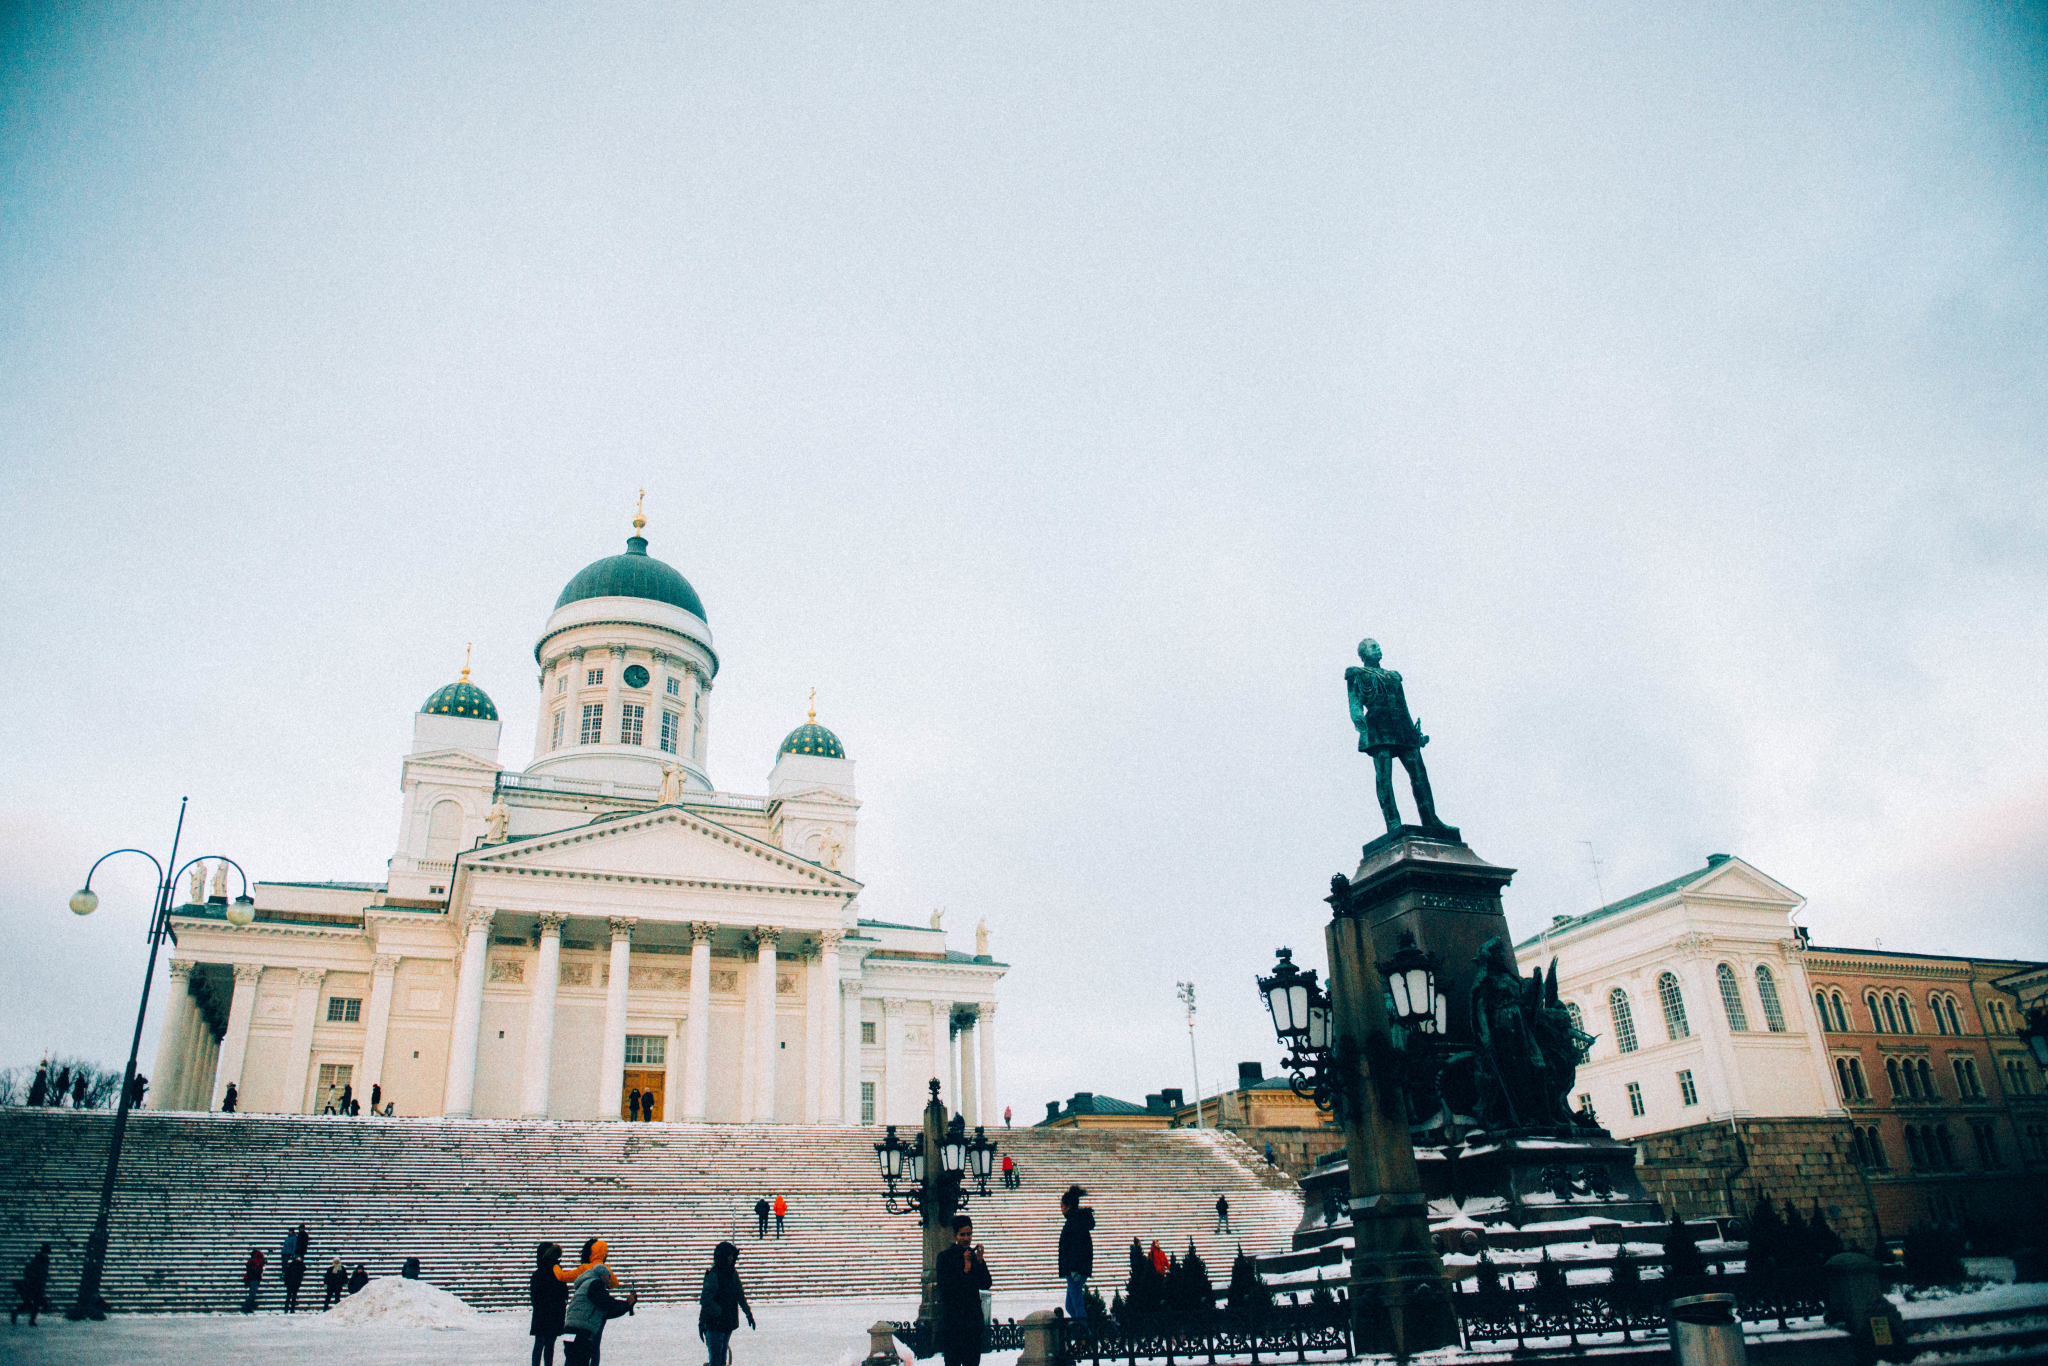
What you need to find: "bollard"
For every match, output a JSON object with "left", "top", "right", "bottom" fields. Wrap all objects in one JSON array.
[
  {"left": 863, "top": 1319, "right": 902, "bottom": 1366},
  {"left": 1669, "top": 1293, "right": 1747, "bottom": 1366},
  {"left": 1825, "top": 1253, "right": 1910, "bottom": 1364},
  {"left": 1019, "top": 1309, "right": 1057, "bottom": 1366}
]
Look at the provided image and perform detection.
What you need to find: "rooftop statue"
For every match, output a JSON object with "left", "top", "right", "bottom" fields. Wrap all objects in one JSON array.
[
  {"left": 1345, "top": 638, "right": 1453, "bottom": 836},
  {"left": 188, "top": 864, "right": 208, "bottom": 906}
]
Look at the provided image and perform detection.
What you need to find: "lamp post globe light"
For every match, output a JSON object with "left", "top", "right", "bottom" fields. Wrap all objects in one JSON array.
[
  {"left": 873, "top": 1079, "right": 995, "bottom": 1342},
  {"left": 63, "top": 797, "right": 255, "bottom": 1321}
]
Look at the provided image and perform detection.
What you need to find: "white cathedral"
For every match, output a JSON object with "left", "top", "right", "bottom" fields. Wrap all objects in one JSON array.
[{"left": 148, "top": 511, "right": 1006, "bottom": 1126}]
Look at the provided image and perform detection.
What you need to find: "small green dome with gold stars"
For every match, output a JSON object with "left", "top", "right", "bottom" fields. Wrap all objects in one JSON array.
[
  {"left": 778, "top": 694, "right": 845, "bottom": 759},
  {"left": 421, "top": 652, "right": 498, "bottom": 721}
]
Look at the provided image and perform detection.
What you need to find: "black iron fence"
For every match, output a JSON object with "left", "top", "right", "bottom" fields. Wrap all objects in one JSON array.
[
  {"left": 1052, "top": 1301, "right": 1354, "bottom": 1366},
  {"left": 1452, "top": 1256, "right": 1829, "bottom": 1351}
]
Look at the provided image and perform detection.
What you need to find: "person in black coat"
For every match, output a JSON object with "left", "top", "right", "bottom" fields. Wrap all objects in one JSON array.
[
  {"left": 697, "top": 1240, "right": 754, "bottom": 1366},
  {"left": 281, "top": 1254, "right": 306, "bottom": 1313},
  {"left": 26, "top": 1065, "right": 48, "bottom": 1109},
  {"left": 530, "top": 1242, "right": 569, "bottom": 1366},
  {"left": 753, "top": 1197, "right": 770, "bottom": 1239},
  {"left": 51, "top": 1067, "right": 71, "bottom": 1107},
  {"left": 11, "top": 1244, "right": 51, "bottom": 1326},
  {"left": 936, "top": 1216, "right": 994, "bottom": 1366},
  {"left": 321, "top": 1259, "right": 346, "bottom": 1310},
  {"left": 1057, "top": 1186, "right": 1095, "bottom": 1324},
  {"left": 346, "top": 1264, "right": 369, "bottom": 1294},
  {"left": 222, "top": 1082, "right": 239, "bottom": 1113},
  {"left": 71, "top": 1073, "right": 88, "bottom": 1108}
]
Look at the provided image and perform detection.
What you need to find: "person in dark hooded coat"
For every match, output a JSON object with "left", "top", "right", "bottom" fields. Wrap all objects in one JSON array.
[
  {"left": 11, "top": 1244, "right": 51, "bottom": 1326},
  {"left": 529, "top": 1242, "right": 569, "bottom": 1366},
  {"left": 936, "top": 1216, "right": 994, "bottom": 1366},
  {"left": 1058, "top": 1185, "right": 1095, "bottom": 1326},
  {"left": 697, "top": 1240, "right": 754, "bottom": 1366}
]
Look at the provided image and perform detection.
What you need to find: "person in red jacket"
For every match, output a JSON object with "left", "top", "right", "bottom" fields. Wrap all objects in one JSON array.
[
  {"left": 771, "top": 1194, "right": 787, "bottom": 1238},
  {"left": 240, "top": 1248, "right": 266, "bottom": 1313}
]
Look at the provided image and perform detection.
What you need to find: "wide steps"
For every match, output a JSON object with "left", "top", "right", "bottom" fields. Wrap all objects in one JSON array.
[{"left": 0, "top": 1110, "right": 1301, "bottom": 1313}]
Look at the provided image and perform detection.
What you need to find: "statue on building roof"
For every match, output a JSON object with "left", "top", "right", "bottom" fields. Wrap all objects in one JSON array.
[
  {"left": 484, "top": 799, "right": 509, "bottom": 845},
  {"left": 1346, "top": 638, "right": 1454, "bottom": 837},
  {"left": 188, "top": 864, "right": 207, "bottom": 905},
  {"left": 211, "top": 862, "right": 228, "bottom": 900},
  {"left": 975, "top": 917, "right": 989, "bottom": 957},
  {"left": 929, "top": 908, "right": 944, "bottom": 931},
  {"left": 658, "top": 762, "right": 685, "bottom": 806}
]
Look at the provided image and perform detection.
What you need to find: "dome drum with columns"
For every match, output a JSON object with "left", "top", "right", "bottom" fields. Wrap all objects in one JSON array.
[{"left": 147, "top": 505, "right": 1005, "bottom": 1127}]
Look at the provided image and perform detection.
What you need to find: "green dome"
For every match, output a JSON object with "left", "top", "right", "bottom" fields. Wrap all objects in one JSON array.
[
  {"left": 555, "top": 532, "right": 706, "bottom": 620},
  {"left": 422, "top": 677, "right": 498, "bottom": 721},
  {"left": 778, "top": 720, "right": 846, "bottom": 760}
]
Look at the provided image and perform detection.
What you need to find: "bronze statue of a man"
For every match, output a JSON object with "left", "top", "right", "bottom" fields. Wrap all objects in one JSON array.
[{"left": 1346, "top": 638, "right": 1452, "bottom": 835}]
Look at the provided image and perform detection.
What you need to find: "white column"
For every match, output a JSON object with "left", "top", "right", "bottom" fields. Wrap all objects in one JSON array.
[
  {"left": 882, "top": 997, "right": 906, "bottom": 1126},
  {"left": 840, "top": 977, "right": 863, "bottom": 1125},
  {"left": 173, "top": 1001, "right": 205, "bottom": 1109},
  {"left": 520, "top": 914, "right": 566, "bottom": 1118},
  {"left": 596, "top": 917, "right": 636, "bottom": 1119},
  {"left": 442, "top": 906, "right": 495, "bottom": 1118},
  {"left": 662, "top": 1017, "right": 684, "bottom": 1121},
  {"left": 959, "top": 1011, "right": 980, "bottom": 1127},
  {"left": 801, "top": 948, "right": 823, "bottom": 1123},
  {"left": 753, "top": 927, "right": 780, "bottom": 1121},
  {"left": 211, "top": 963, "right": 264, "bottom": 1110},
  {"left": 929, "top": 999, "right": 952, "bottom": 1108},
  {"left": 978, "top": 1001, "right": 998, "bottom": 1127},
  {"left": 358, "top": 954, "right": 399, "bottom": 1102},
  {"left": 151, "top": 961, "right": 197, "bottom": 1109},
  {"left": 818, "top": 932, "right": 844, "bottom": 1122},
  {"left": 598, "top": 647, "right": 622, "bottom": 741},
  {"left": 188, "top": 1026, "right": 220, "bottom": 1112},
  {"left": 684, "top": 922, "right": 715, "bottom": 1122},
  {"left": 948, "top": 1010, "right": 963, "bottom": 1112},
  {"left": 280, "top": 968, "right": 326, "bottom": 1114}
]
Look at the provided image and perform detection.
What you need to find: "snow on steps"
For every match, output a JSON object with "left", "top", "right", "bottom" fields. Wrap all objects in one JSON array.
[{"left": 0, "top": 1109, "right": 1301, "bottom": 1314}]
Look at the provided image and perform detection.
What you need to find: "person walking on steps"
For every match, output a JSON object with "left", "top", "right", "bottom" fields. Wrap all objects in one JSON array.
[
  {"left": 562, "top": 1238, "right": 636, "bottom": 1366},
  {"left": 321, "top": 1258, "right": 345, "bottom": 1310},
  {"left": 222, "top": 1081, "right": 238, "bottom": 1113},
  {"left": 1001, "top": 1154, "right": 1016, "bottom": 1189},
  {"left": 1215, "top": 1195, "right": 1231, "bottom": 1236},
  {"left": 529, "top": 1242, "right": 569, "bottom": 1366},
  {"left": 71, "top": 1072, "right": 87, "bottom": 1107},
  {"left": 772, "top": 1194, "right": 787, "bottom": 1238},
  {"left": 240, "top": 1248, "right": 266, "bottom": 1313},
  {"left": 281, "top": 1251, "right": 306, "bottom": 1314},
  {"left": 697, "top": 1240, "right": 755, "bottom": 1366},
  {"left": 1004, "top": 1105, "right": 1012, "bottom": 1128},
  {"left": 753, "top": 1196, "right": 770, "bottom": 1239},
  {"left": 26, "top": 1063, "right": 48, "bottom": 1109},
  {"left": 11, "top": 1244, "right": 51, "bottom": 1326},
  {"left": 1057, "top": 1185, "right": 1095, "bottom": 1327},
  {"left": 937, "top": 1215, "right": 994, "bottom": 1366}
]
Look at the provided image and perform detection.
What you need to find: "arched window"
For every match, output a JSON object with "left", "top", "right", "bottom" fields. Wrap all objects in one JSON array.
[
  {"left": 1943, "top": 997, "right": 1963, "bottom": 1036},
  {"left": 1867, "top": 994, "right": 1885, "bottom": 1032},
  {"left": 423, "top": 799, "right": 464, "bottom": 862},
  {"left": 1831, "top": 993, "right": 1849, "bottom": 1032},
  {"left": 1849, "top": 1058, "right": 1868, "bottom": 1099},
  {"left": 1881, "top": 996, "right": 1900, "bottom": 1033},
  {"left": 1935, "top": 1126, "right": 1956, "bottom": 1168},
  {"left": 1917, "top": 1059, "right": 1936, "bottom": 1098},
  {"left": 1930, "top": 994, "right": 1949, "bottom": 1035},
  {"left": 1717, "top": 964, "right": 1749, "bottom": 1031},
  {"left": 1866, "top": 1125, "right": 1888, "bottom": 1170},
  {"left": 1850, "top": 1127, "right": 1870, "bottom": 1167},
  {"left": 1611, "top": 988, "right": 1639, "bottom": 1054},
  {"left": 1564, "top": 1001, "right": 1586, "bottom": 1054},
  {"left": 1896, "top": 995, "right": 1915, "bottom": 1034},
  {"left": 1886, "top": 1057, "right": 1903, "bottom": 1097},
  {"left": 1816, "top": 990, "right": 1832, "bottom": 1028},
  {"left": 1756, "top": 965, "right": 1786, "bottom": 1032},
  {"left": 1836, "top": 1057, "right": 1855, "bottom": 1100},
  {"left": 1657, "top": 972, "right": 1689, "bottom": 1041},
  {"left": 1905, "top": 1127, "right": 1926, "bottom": 1168}
]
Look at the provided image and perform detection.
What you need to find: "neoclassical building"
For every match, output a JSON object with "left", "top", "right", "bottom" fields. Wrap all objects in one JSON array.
[{"left": 148, "top": 510, "right": 1006, "bottom": 1125}]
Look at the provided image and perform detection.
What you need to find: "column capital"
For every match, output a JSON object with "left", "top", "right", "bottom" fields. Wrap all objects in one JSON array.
[
  {"left": 232, "top": 962, "right": 265, "bottom": 984},
  {"left": 607, "top": 916, "right": 637, "bottom": 942},
  {"left": 536, "top": 913, "right": 567, "bottom": 936},
  {"left": 372, "top": 954, "right": 402, "bottom": 975},
  {"left": 462, "top": 906, "right": 496, "bottom": 937},
  {"left": 978, "top": 1000, "right": 997, "bottom": 1022},
  {"left": 296, "top": 967, "right": 327, "bottom": 988},
  {"left": 689, "top": 921, "right": 718, "bottom": 945},
  {"left": 167, "top": 959, "right": 196, "bottom": 983},
  {"left": 840, "top": 978, "right": 865, "bottom": 999},
  {"left": 820, "top": 929, "right": 845, "bottom": 951},
  {"left": 882, "top": 996, "right": 908, "bottom": 1013},
  {"left": 751, "top": 926, "right": 781, "bottom": 950},
  {"left": 609, "top": 643, "right": 628, "bottom": 660}
]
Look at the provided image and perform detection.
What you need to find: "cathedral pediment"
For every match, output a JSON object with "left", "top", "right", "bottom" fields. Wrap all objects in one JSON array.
[
  {"left": 464, "top": 806, "right": 860, "bottom": 894},
  {"left": 1686, "top": 857, "right": 1800, "bottom": 908},
  {"left": 403, "top": 748, "right": 503, "bottom": 773}
]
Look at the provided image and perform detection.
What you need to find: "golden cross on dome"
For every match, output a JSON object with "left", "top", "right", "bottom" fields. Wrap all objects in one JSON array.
[
  {"left": 633, "top": 488, "right": 646, "bottom": 533},
  {"left": 808, "top": 687, "right": 817, "bottom": 723},
  {"left": 461, "top": 642, "right": 472, "bottom": 681}
]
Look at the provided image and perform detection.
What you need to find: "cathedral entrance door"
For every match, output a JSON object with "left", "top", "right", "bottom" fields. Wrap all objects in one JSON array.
[{"left": 623, "top": 1070, "right": 665, "bottom": 1121}]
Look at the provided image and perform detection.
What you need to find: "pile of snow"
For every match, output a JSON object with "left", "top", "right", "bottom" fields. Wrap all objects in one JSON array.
[{"left": 321, "top": 1276, "right": 479, "bottom": 1329}]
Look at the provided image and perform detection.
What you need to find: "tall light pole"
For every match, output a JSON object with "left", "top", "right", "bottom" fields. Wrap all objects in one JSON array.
[
  {"left": 1176, "top": 981, "right": 1203, "bottom": 1128},
  {"left": 65, "top": 799, "right": 254, "bottom": 1319}
]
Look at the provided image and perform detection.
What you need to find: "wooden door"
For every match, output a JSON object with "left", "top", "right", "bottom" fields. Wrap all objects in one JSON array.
[{"left": 622, "top": 1070, "right": 665, "bottom": 1120}]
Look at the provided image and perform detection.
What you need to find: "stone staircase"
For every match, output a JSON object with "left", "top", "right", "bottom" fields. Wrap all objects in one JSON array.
[{"left": 0, "top": 1110, "right": 1301, "bottom": 1314}]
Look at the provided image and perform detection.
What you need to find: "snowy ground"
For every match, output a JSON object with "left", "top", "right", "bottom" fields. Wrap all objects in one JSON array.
[{"left": 0, "top": 1282, "right": 1050, "bottom": 1366}]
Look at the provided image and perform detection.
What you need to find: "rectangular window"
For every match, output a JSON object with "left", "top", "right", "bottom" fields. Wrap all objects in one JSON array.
[
  {"left": 623, "top": 1034, "right": 666, "bottom": 1067},
  {"left": 660, "top": 709, "right": 679, "bottom": 755},
  {"left": 861, "top": 1080, "right": 876, "bottom": 1124},
  {"left": 1626, "top": 1081, "right": 1644, "bottom": 1117},
  {"left": 587, "top": 668, "right": 604, "bottom": 686},
  {"left": 557, "top": 675, "right": 567, "bottom": 694},
  {"left": 551, "top": 710, "right": 565, "bottom": 749},
  {"left": 1576, "top": 1092, "right": 1592, "bottom": 1114},
  {"left": 580, "top": 703, "right": 603, "bottom": 745},
  {"left": 1678, "top": 1069, "right": 1699, "bottom": 1106},
  {"left": 861, "top": 1021, "right": 877, "bottom": 1045},
  {"left": 620, "top": 702, "right": 644, "bottom": 746},
  {"left": 666, "top": 676, "right": 680, "bottom": 696},
  {"left": 325, "top": 997, "right": 362, "bottom": 1024}
]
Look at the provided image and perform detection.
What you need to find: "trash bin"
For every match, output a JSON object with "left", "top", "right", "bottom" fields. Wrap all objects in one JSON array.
[{"left": 1669, "top": 1293, "right": 1747, "bottom": 1366}]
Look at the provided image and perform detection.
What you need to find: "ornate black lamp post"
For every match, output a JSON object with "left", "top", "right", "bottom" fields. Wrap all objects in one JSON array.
[
  {"left": 65, "top": 797, "right": 254, "bottom": 1319},
  {"left": 1258, "top": 948, "right": 1344, "bottom": 1117},
  {"left": 2020, "top": 1007, "right": 2048, "bottom": 1073},
  {"left": 876, "top": 1079, "right": 996, "bottom": 1335}
]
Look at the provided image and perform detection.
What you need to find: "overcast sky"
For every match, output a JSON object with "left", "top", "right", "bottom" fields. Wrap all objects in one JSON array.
[{"left": 3, "top": 4, "right": 2045, "bottom": 1116}]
